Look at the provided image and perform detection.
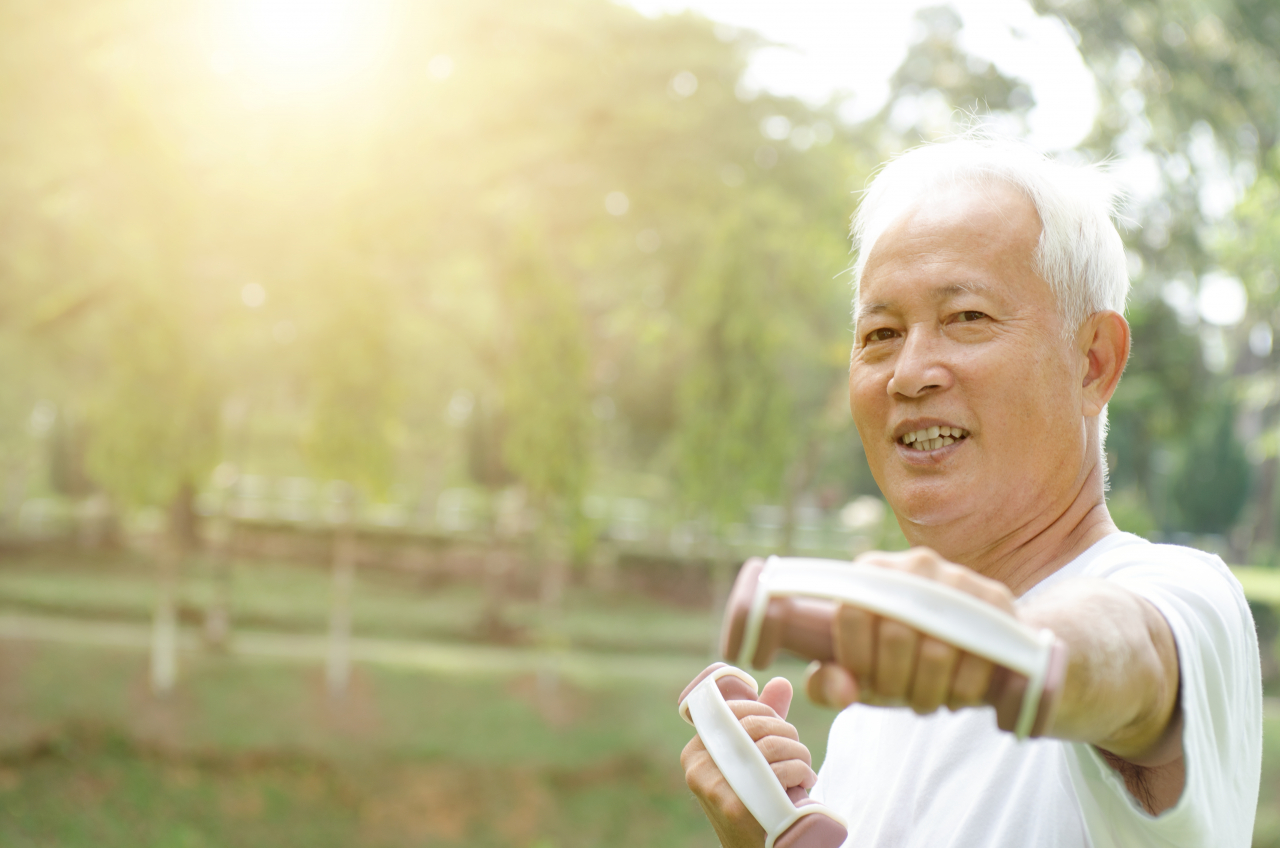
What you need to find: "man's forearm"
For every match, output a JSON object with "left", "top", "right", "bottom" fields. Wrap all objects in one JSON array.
[{"left": 1020, "top": 577, "right": 1181, "bottom": 764}]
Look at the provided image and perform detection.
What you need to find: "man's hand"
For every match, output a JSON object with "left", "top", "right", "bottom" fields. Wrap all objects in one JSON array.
[
  {"left": 681, "top": 677, "right": 815, "bottom": 848},
  {"left": 803, "top": 546, "right": 1185, "bottom": 814},
  {"left": 805, "top": 548, "right": 1016, "bottom": 715}
]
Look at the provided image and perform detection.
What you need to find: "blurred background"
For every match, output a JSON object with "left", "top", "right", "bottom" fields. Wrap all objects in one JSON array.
[{"left": 1, "top": 0, "right": 1279, "bottom": 844}]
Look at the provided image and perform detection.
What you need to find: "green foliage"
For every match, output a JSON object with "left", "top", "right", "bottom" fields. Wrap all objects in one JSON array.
[
  {"left": 497, "top": 229, "right": 593, "bottom": 512},
  {"left": 1221, "top": 149, "right": 1280, "bottom": 298},
  {"left": 1171, "top": 402, "right": 1252, "bottom": 533},
  {"left": 1107, "top": 487, "right": 1158, "bottom": 539},
  {"left": 84, "top": 295, "right": 220, "bottom": 508},
  {"left": 302, "top": 268, "right": 399, "bottom": 497},
  {"left": 1105, "top": 297, "right": 1208, "bottom": 509},
  {"left": 673, "top": 207, "right": 796, "bottom": 525},
  {"left": 1, "top": 0, "right": 1279, "bottom": 551}
]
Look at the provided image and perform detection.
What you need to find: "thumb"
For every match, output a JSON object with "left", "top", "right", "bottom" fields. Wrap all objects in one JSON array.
[
  {"left": 759, "top": 677, "right": 794, "bottom": 720},
  {"left": 805, "top": 661, "right": 859, "bottom": 709}
]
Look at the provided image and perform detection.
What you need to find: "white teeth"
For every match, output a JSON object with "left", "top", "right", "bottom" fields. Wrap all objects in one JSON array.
[
  {"left": 942, "top": 437, "right": 954, "bottom": 446},
  {"left": 903, "top": 432, "right": 916, "bottom": 444},
  {"left": 927, "top": 426, "right": 940, "bottom": 439}
]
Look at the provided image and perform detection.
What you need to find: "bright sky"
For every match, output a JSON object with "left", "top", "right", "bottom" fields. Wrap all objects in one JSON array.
[{"left": 624, "top": 0, "right": 1098, "bottom": 151}]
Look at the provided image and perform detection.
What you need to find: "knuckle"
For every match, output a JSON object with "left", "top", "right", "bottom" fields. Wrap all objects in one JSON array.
[
  {"left": 680, "top": 737, "right": 703, "bottom": 767},
  {"left": 729, "top": 702, "right": 775, "bottom": 721},
  {"left": 905, "top": 552, "right": 938, "bottom": 576},
  {"left": 740, "top": 715, "right": 785, "bottom": 740},
  {"left": 771, "top": 760, "right": 810, "bottom": 787},
  {"left": 756, "top": 736, "right": 784, "bottom": 760}
]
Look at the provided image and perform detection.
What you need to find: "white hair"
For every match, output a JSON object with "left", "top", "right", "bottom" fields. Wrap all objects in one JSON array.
[{"left": 851, "top": 135, "right": 1130, "bottom": 336}]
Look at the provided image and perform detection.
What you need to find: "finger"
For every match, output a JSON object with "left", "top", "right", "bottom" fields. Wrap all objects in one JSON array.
[
  {"left": 951, "top": 570, "right": 1016, "bottom": 615},
  {"left": 739, "top": 714, "right": 800, "bottom": 743},
  {"left": 874, "top": 619, "right": 919, "bottom": 701},
  {"left": 726, "top": 700, "right": 781, "bottom": 721},
  {"left": 948, "top": 652, "right": 994, "bottom": 708},
  {"left": 682, "top": 736, "right": 769, "bottom": 847},
  {"left": 805, "top": 661, "right": 858, "bottom": 709},
  {"left": 908, "top": 636, "right": 959, "bottom": 715},
  {"left": 770, "top": 759, "right": 818, "bottom": 791},
  {"left": 759, "top": 676, "right": 793, "bottom": 720},
  {"left": 682, "top": 736, "right": 723, "bottom": 796},
  {"left": 833, "top": 604, "right": 876, "bottom": 682},
  {"left": 900, "top": 548, "right": 943, "bottom": 578},
  {"left": 756, "top": 735, "right": 812, "bottom": 768}
]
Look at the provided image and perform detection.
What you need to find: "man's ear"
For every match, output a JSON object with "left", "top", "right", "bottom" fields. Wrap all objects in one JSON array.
[{"left": 1079, "top": 310, "right": 1130, "bottom": 416}]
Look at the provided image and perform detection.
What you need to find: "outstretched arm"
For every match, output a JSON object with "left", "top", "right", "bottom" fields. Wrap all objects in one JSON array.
[
  {"left": 806, "top": 549, "right": 1183, "bottom": 814},
  {"left": 1019, "top": 577, "right": 1183, "bottom": 810}
]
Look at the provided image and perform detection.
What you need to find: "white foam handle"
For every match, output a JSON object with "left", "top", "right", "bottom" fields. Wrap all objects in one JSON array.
[
  {"left": 679, "top": 665, "right": 845, "bottom": 848},
  {"left": 738, "top": 556, "right": 1056, "bottom": 739}
]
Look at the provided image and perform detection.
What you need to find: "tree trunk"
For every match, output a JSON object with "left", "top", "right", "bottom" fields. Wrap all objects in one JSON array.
[
  {"left": 1249, "top": 457, "right": 1278, "bottom": 559},
  {"left": 536, "top": 534, "right": 570, "bottom": 704},
  {"left": 203, "top": 515, "right": 233, "bottom": 650},
  {"left": 3, "top": 463, "right": 28, "bottom": 536},
  {"left": 151, "top": 482, "right": 197, "bottom": 695},
  {"left": 479, "top": 545, "right": 515, "bottom": 641},
  {"left": 150, "top": 539, "right": 179, "bottom": 694},
  {"left": 588, "top": 541, "right": 618, "bottom": 594},
  {"left": 326, "top": 522, "right": 357, "bottom": 697}
]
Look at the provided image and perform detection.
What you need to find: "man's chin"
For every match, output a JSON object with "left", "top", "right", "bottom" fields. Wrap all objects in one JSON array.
[{"left": 885, "top": 487, "right": 969, "bottom": 529}]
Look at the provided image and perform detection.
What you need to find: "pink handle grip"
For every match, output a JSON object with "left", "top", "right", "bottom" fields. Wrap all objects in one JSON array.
[
  {"left": 680, "top": 663, "right": 848, "bottom": 848},
  {"left": 719, "top": 558, "right": 1067, "bottom": 737}
]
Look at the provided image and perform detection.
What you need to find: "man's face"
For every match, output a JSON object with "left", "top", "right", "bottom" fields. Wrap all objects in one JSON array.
[{"left": 849, "top": 182, "right": 1087, "bottom": 539}]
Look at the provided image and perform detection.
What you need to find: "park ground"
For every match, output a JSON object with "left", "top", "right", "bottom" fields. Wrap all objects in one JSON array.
[{"left": 1, "top": 551, "right": 1279, "bottom": 847}]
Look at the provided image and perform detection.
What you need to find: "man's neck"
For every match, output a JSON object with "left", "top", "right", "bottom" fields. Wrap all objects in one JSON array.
[{"left": 902, "top": 462, "right": 1120, "bottom": 596}]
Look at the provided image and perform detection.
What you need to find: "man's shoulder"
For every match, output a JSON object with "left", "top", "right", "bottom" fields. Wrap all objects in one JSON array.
[
  {"left": 1074, "top": 533, "right": 1252, "bottom": 623},
  {"left": 1077, "top": 532, "right": 1229, "bottom": 578}
]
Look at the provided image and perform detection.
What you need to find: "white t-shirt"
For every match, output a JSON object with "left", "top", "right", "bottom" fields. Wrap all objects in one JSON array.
[{"left": 809, "top": 533, "right": 1262, "bottom": 847}]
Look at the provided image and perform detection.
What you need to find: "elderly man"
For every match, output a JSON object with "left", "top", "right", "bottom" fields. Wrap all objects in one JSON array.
[{"left": 681, "top": 137, "right": 1262, "bottom": 847}]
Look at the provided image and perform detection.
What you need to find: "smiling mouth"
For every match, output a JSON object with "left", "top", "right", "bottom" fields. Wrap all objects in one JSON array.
[{"left": 899, "top": 426, "right": 970, "bottom": 451}]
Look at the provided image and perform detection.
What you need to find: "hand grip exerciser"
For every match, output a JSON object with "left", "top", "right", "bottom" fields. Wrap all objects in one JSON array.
[
  {"left": 679, "top": 663, "right": 848, "bottom": 848},
  {"left": 719, "top": 556, "right": 1069, "bottom": 739}
]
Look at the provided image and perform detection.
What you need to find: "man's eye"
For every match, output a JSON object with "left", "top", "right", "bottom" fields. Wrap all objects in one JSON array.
[
  {"left": 956, "top": 311, "right": 988, "bottom": 323},
  {"left": 865, "top": 327, "right": 898, "bottom": 343}
]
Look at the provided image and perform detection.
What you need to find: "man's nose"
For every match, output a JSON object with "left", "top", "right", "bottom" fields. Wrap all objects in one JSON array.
[{"left": 886, "top": 330, "right": 951, "bottom": 398}]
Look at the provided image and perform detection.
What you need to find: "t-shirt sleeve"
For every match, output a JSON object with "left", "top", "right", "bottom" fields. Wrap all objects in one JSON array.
[{"left": 1062, "top": 547, "right": 1262, "bottom": 848}]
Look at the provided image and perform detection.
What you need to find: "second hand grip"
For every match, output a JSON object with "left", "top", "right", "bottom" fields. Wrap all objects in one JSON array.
[{"left": 678, "top": 663, "right": 848, "bottom": 848}]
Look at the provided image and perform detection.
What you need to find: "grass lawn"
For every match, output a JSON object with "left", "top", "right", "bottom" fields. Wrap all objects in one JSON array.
[
  {"left": 0, "top": 639, "right": 833, "bottom": 848},
  {"left": 4, "top": 552, "right": 1280, "bottom": 844}
]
